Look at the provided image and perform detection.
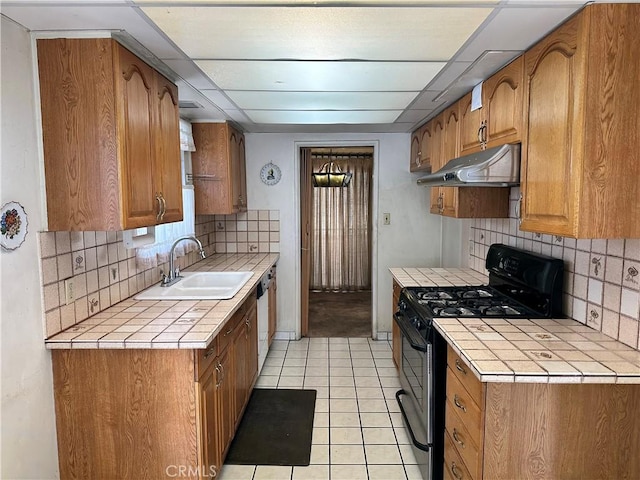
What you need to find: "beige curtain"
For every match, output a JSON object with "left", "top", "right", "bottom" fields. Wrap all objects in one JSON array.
[{"left": 310, "top": 153, "right": 372, "bottom": 291}]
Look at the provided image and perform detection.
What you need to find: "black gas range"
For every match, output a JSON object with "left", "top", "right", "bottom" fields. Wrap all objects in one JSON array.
[{"left": 394, "top": 244, "right": 564, "bottom": 480}]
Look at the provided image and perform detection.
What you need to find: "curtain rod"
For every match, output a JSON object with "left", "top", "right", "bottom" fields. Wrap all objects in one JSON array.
[{"left": 311, "top": 153, "right": 373, "bottom": 159}]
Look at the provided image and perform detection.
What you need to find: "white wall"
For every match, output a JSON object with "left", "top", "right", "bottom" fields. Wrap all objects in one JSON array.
[
  {"left": 245, "top": 133, "right": 443, "bottom": 338},
  {"left": 441, "top": 217, "right": 471, "bottom": 267},
  {"left": 1, "top": 18, "right": 60, "bottom": 479}
]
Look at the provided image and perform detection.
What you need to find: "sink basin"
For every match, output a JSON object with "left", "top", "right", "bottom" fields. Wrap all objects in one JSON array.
[{"left": 134, "top": 271, "right": 254, "bottom": 300}]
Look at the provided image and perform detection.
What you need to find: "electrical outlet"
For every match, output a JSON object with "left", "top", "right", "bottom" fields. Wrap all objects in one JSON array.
[
  {"left": 65, "top": 278, "right": 75, "bottom": 305},
  {"left": 383, "top": 213, "right": 391, "bottom": 225}
]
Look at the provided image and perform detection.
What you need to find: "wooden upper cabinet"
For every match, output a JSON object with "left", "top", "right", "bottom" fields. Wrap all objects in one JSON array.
[
  {"left": 458, "top": 56, "right": 524, "bottom": 157},
  {"left": 440, "top": 106, "right": 460, "bottom": 217},
  {"left": 409, "top": 129, "right": 421, "bottom": 171},
  {"left": 429, "top": 114, "right": 445, "bottom": 214},
  {"left": 37, "top": 38, "right": 182, "bottom": 231},
  {"left": 409, "top": 122, "right": 433, "bottom": 172},
  {"left": 192, "top": 122, "right": 247, "bottom": 215},
  {"left": 430, "top": 104, "right": 509, "bottom": 219},
  {"left": 154, "top": 73, "right": 183, "bottom": 224},
  {"left": 483, "top": 55, "right": 524, "bottom": 150},
  {"left": 521, "top": 4, "right": 640, "bottom": 238},
  {"left": 458, "top": 93, "right": 484, "bottom": 156}
]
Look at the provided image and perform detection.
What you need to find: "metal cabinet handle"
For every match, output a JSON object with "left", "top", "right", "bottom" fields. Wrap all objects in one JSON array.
[
  {"left": 203, "top": 347, "right": 215, "bottom": 359},
  {"left": 455, "top": 359, "right": 467, "bottom": 375},
  {"left": 454, "top": 394, "right": 467, "bottom": 413},
  {"left": 452, "top": 429, "right": 465, "bottom": 449},
  {"left": 215, "top": 363, "right": 222, "bottom": 388},
  {"left": 516, "top": 193, "right": 523, "bottom": 225},
  {"left": 224, "top": 327, "right": 233, "bottom": 336},
  {"left": 415, "top": 152, "right": 421, "bottom": 165},
  {"left": 477, "top": 124, "right": 483, "bottom": 144},
  {"left": 437, "top": 193, "right": 444, "bottom": 213},
  {"left": 155, "top": 193, "right": 162, "bottom": 221},
  {"left": 451, "top": 462, "right": 464, "bottom": 480},
  {"left": 159, "top": 193, "right": 166, "bottom": 220}
]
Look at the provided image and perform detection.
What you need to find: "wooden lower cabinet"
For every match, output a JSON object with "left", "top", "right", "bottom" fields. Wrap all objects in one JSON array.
[
  {"left": 52, "top": 294, "right": 259, "bottom": 480},
  {"left": 392, "top": 280, "right": 401, "bottom": 369},
  {"left": 268, "top": 266, "right": 277, "bottom": 346},
  {"left": 445, "top": 345, "right": 640, "bottom": 479}
]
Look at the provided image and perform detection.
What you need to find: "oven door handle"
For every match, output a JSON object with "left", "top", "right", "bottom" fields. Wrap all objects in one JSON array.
[
  {"left": 393, "top": 311, "right": 428, "bottom": 352},
  {"left": 396, "top": 389, "right": 432, "bottom": 451}
]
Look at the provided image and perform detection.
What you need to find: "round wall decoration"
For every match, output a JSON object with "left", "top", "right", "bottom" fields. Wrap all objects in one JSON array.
[
  {"left": 1, "top": 201, "right": 28, "bottom": 251},
  {"left": 260, "top": 162, "right": 282, "bottom": 186}
]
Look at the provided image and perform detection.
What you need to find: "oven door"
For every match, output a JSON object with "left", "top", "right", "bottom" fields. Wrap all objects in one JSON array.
[{"left": 394, "top": 311, "right": 432, "bottom": 480}]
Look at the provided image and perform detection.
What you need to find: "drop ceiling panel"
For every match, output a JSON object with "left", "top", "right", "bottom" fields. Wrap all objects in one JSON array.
[
  {"left": 396, "top": 109, "right": 434, "bottom": 124},
  {"left": 196, "top": 60, "right": 446, "bottom": 92},
  {"left": 245, "top": 110, "right": 402, "bottom": 124},
  {"left": 141, "top": 6, "right": 494, "bottom": 61},
  {"left": 1, "top": 5, "right": 181, "bottom": 59},
  {"left": 226, "top": 91, "right": 419, "bottom": 110},
  {"left": 455, "top": 6, "right": 582, "bottom": 62},
  {"left": 199, "top": 90, "right": 239, "bottom": 111}
]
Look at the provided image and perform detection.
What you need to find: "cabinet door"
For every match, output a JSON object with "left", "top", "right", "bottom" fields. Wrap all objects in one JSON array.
[
  {"left": 268, "top": 270, "right": 277, "bottom": 346},
  {"left": 229, "top": 128, "right": 242, "bottom": 214},
  {"left": 409, "top": 129, "right": 421, "bottom": 172},
  {"left": 458, "top": 92, "right": 483, "bottom": 156},
  {"left": 429, "top": 115, "right": 445, "bottom": 214},
  {"left": 199, "top": 363, "right": 222, "bottom": 478},
  {"left": 154, "top": 73, "right": 183, "bottom": 224},
  {"left": 392, "top": 281, "right": 401, "bottom": 369},
  {"left": 419, "top": 122, "right": 433, "bottom": 171},
  {"left": 484, "top": 55, "right": 524, "bottom": 149},
  {"left": 245, "top": 301, "right": 258, "bottom": 389},
  {"left": 441, "top": 106, "right": 459, "bottom": 217},
  {"left": 232, "top": 318, "right": 249, "bottom": 426},
  {"left": 191, "top": 123, "right": 233, "bottom": 214},
  {"left": 237, "top": 134, "right": 248, "bottom": 212},
  {"left": 217, "top": 348, "right": 234, "bottom": 460},
  {"left": 521, "top": 16, "right": 580, "bottom": 236},
  {"left": 115, "top": 45, "right": 158, "bottom": 229}
]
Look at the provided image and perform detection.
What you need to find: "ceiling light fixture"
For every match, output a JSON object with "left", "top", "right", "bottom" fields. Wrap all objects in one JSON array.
[{"left": 312, "top": 160, "right": 352, "bottom": 188}]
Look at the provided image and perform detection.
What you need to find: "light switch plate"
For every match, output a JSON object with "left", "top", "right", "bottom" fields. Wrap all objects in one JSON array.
[{"left": 383, "top": 213, "right": 391, "bottom": 225}]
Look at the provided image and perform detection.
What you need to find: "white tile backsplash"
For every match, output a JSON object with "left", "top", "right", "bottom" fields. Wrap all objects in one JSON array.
[{"left": 468, "top": 189, "right": 640, "bottom": 350}]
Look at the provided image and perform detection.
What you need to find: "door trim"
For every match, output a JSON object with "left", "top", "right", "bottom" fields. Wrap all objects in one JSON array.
[{"left": 294, "top": 140, "right": 380, "bottom": 339}]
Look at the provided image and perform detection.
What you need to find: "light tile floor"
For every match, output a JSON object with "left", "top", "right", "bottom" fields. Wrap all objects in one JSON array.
[{"left": 218, "top": 337, "right": 422, "bottom": 480}]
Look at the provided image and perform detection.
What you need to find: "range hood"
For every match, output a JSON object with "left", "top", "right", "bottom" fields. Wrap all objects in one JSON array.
[{"left": 417, "top": 143, "right": 520, "bottom": 187}]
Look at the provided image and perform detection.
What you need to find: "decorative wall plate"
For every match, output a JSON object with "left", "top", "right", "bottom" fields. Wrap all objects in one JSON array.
[
  {"left": 1, "top": 201, "right": 28, "bottom": 251},
  {"left": 260, "top": 162, "right": 282, "bottom": 186}
]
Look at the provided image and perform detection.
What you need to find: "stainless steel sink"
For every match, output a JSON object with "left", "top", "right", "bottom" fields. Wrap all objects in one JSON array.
[{"left": 134, "top": 271, "right": 254, "bottom": 300}]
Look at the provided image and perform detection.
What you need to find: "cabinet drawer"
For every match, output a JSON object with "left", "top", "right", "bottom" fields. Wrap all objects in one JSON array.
[
  {"left": 447, "top": 345, "right": 483, "bottom": 406},
  {"left": 446, "top": 367, "right": 483, "bottom": 446},
  {"left": 446, "top": 401, "right": 481, "bottom": 480},
  {"left": 197, "top": 339, "right": 218, "bottom": 379},
  {"left": 444, "top": 431, "right": 474, "bottom": 480}
]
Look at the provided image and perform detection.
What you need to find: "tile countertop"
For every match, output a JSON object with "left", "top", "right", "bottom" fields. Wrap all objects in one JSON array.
[
  {"left": 46, "top": 253, "right": 279, "bottom": 350},
  {"left": 390, "top": 267, "right": 640, "bottom": 385}
]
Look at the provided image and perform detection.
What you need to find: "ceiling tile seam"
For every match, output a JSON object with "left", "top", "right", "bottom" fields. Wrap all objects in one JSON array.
[
  {"left": 189, "top": 59, "right": 452, "bottom": 63},
  {"left": 133, "top": 2, "right": 503, "bottom": 9}
]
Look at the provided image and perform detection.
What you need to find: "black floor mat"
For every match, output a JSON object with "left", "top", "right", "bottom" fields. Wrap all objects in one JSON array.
[{"left": 225, "top": 388, "right": 316, "bottom": 466}]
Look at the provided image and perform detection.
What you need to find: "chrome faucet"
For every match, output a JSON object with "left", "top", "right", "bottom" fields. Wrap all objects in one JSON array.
[{"left": 161, "top": 235, "right": 206, "bottom": 287}]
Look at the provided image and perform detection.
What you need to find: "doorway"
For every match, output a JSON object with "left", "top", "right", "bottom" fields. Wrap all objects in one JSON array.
[{"left": 300, "top": 147, "right": 374, "bottom": 337}]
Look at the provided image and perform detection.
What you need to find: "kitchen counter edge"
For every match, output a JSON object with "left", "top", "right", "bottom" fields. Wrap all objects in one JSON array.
[
  {"left": 390, "top": 267, "right": 640, "bottom": 385},
  {"left": 45, "top": 253, "right": 279, "bottom": 350}
]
